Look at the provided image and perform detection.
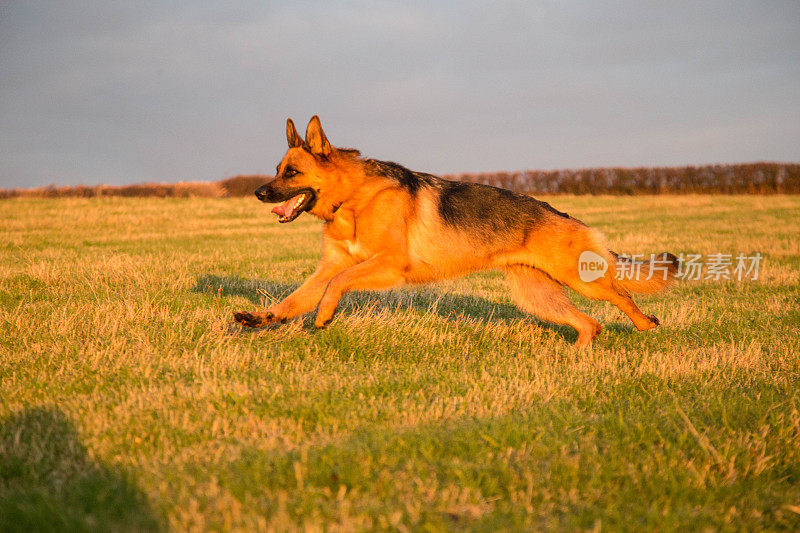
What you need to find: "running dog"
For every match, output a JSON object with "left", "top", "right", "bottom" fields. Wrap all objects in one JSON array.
[{"left": 234, "top": 116, "right": 679, "bottom": 346}]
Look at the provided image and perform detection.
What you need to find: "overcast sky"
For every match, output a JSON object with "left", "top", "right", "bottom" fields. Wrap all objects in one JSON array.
[{"left": 1, "top": 1, "right": 798, "bottom": 188}]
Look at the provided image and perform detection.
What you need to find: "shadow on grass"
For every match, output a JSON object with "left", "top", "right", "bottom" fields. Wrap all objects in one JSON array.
[
  {"left": 0, "top": 407, "right": 162, "bottom": 532},
  {"left": 193, "top": 274, "right": 581, "bottom": 344}
]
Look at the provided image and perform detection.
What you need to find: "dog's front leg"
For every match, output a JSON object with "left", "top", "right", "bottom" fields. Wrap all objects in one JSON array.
[
  {"left": 314, "top": 255, "right": 406, "bottom": 328},
  {"left": 234, "top": 260, "right": 351, "bottom": 328}
]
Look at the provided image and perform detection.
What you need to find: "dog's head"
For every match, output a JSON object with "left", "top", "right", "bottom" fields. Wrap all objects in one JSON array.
[{"left": 255, "top": 116, "right": 354, "bottom": 223}]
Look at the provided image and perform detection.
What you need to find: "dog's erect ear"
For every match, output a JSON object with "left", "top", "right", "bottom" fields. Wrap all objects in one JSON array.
[
  {"left": 286, "top": 118, "right": 303, "bottom": 148},
  {"left": 304, "top": 115, "right": 331, "bottom": 157}
]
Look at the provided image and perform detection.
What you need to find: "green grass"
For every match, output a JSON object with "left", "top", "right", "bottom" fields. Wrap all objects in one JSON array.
[{"left": 1, "top": 195, "right": 799, "bottom": 531}]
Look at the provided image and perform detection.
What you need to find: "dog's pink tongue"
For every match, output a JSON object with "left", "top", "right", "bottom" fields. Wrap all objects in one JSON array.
[{"left": 271, "top": 195, "right": 299, "bottom": 217}]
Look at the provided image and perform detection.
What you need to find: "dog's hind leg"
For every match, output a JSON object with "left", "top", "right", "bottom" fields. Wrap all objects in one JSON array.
[
  {"left": 522, "top": 223, "right": 659, "bottom": 332},
  {"left": 564, "top": 275, "right": 658, "bottom": 331},
  {"left": 503, "top": 265, "right": 602, "bottom": 347}
]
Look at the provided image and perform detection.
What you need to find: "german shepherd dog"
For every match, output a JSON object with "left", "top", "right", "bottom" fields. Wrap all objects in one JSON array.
[{"left": 234, "top": 116, "right": 679, "bottom": 346}]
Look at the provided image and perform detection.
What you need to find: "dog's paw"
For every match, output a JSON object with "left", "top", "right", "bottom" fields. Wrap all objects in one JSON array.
[
  {"left": 634, "top": 314, "right": 660, "bottom": 331},
  {"left": 233, "top": 311, "right": 274, "bottom": 328},
  {"left": 314, "top": 316, "right": 333, "bottom": 330}
]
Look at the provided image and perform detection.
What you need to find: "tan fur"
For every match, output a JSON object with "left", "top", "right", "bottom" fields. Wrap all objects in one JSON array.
[
  {"left": 611, "top": 252, "right": 680, "bottom": 294},
  {"left": 234, "top": 117, "right": 678, "bottom": 346}
]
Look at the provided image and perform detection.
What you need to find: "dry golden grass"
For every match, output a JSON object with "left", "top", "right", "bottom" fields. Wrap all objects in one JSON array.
[{"left": 1, "top": 195, "right": 799, "bottom": 531}]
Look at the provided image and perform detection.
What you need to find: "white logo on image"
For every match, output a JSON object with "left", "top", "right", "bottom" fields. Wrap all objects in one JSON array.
[{"left": 578, "top": 250, "right": 608, "bottom": 282}]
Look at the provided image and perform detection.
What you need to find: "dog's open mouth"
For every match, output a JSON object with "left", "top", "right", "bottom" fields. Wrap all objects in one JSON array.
[{"left": 270, "top": 191, "right": 316, "bottom": 223}]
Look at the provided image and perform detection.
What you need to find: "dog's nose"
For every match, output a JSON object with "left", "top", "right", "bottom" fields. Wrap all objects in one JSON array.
[{"left": 254, "top": 187, "right": 268, "bottom": 201}]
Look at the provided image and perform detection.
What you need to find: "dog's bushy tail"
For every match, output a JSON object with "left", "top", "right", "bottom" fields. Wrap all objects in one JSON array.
[{"left": 610, "top": 251, "right": 681, "bottom": 294}]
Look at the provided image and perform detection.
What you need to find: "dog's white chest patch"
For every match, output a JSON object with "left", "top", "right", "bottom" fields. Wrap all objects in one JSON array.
[{"left": 345, "top": 239, "right": 368, "bottom": 259}]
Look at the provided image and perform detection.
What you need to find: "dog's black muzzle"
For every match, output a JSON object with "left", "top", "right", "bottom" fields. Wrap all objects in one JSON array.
[
  {"left": 254, "top": 183, "right": 318, "bottom": 216},
  {"left": 254, "top": 185, "right": 272, "bottom": 202},
  {"left": 254, "top": 184, "right": 292, "bottom": 203}
]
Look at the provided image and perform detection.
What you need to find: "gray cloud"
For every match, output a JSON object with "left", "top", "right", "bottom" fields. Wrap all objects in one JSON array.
[{"left": 1, "top": 0, "right": 798, "bottom": 187}]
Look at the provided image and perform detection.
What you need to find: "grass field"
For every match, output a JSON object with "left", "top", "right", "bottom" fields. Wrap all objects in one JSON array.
[{"left": 1, "top": 195, "right": 799, "bottom": 531}]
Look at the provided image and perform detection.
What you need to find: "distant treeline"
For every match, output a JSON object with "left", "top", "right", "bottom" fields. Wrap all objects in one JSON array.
[
  {"left": 450, "top": 162, "right": 800, "bottom": 195},
  {"left": 2, "top": 162, "right": 798, "bottom": 199}
]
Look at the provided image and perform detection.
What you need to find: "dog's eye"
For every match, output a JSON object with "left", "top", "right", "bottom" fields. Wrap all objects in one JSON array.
[{"left": 284, "top": 167, "right": 298, "bottom": 178}]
